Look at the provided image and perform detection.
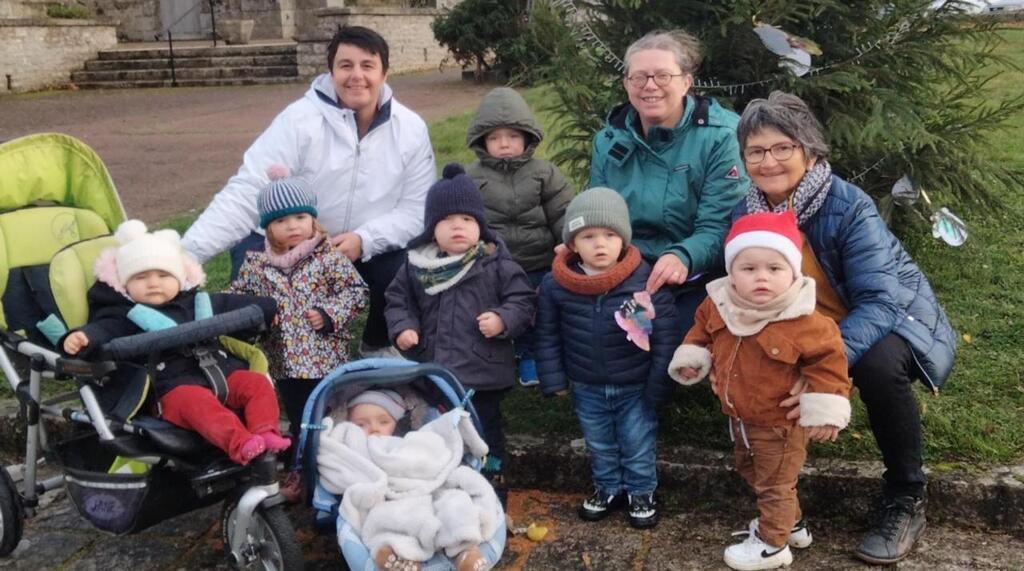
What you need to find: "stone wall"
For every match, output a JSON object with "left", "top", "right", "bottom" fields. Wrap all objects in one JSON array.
[
  {"left": 80, "top": 0, "right": 160, "bottom": 41},
  {"left": 296, "top": 6, "right": 450, "bottom": 78},
  {"left": 0, "top": 19, "right": 118, "bottom": 93}
]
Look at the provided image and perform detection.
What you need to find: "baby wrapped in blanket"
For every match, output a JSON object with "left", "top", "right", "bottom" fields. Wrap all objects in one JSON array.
[{"left": 317, "top": 390, "right": 498, "bottom": 571}]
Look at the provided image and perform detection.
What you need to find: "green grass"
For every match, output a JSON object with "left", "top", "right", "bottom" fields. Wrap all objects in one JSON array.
[{"left": 6, "top": 30, "right": 1021, "bottom": 464}]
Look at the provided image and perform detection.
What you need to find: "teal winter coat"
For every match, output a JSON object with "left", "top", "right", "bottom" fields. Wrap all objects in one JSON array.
[{"left": 590, "top": 95, "right": 748, "bottom": 276}]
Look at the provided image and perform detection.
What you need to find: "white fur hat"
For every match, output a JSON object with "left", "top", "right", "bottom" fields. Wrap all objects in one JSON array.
[{"left": 114, "top": 219, "right": 188, "bottom": 288}]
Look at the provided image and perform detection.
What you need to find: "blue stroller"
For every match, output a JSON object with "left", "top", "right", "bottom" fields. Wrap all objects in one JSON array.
[{"left": 294, "top": 358, "right": 507, "bottom": 570}]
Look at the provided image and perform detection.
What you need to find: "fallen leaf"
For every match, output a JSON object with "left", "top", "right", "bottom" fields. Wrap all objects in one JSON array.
[{"left": 962, "top": 333, "right": 973, "bottom": 344}]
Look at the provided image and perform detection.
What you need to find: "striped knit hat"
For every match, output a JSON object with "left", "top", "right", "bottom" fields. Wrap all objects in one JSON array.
[{"left": 257, "top": 165, "right": 317, "bottom": 228}]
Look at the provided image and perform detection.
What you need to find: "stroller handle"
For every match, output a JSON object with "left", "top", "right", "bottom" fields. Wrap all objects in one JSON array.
[{"left": 101, "top": 305, "right": 266, "bottom": 361}]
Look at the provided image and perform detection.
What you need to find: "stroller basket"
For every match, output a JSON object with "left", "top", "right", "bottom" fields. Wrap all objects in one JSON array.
[{"left": 53, "top": 433, "right": 216, "bottom": 535}]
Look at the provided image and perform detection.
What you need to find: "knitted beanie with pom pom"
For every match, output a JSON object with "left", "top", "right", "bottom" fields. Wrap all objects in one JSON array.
[
  {"left": 114, "top": 219, "right": 189, "bottom": 288},
  {"left": 409, "top": 163, "right": 496, "bottom": 247}
]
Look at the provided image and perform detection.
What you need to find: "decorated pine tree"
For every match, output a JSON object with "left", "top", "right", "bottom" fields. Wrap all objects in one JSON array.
[{"left": 535, "top": 0, "right": 1023, "bottom": 229}]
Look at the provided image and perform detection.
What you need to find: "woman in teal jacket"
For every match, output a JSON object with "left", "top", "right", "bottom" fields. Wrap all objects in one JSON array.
[{"left": 589, "top": 29, "right": 748, "bottom": 336}]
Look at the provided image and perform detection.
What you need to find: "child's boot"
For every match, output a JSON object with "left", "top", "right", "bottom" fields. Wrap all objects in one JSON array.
[
  {"left": 257, "top": 430, "right": 292, "bottom": 454},
  {"left": 454, "top": 547, "right": 488, "bottom": 571},
  {"left": 233, "top": 435, "right": 267, "bottom": 465},
  {"left": 517, "top": 358, "right": 539, "bottom": 387},
  {"left": 578, "top": 489, "right": 625, "bottom": 521},
  {"left": 627, "top": 492, "right": 658, "bottom": 529},
  {"left": 724, "top": 530, "right": 793, "bottom": 570},
  {"left": 375, "top": 545, "right": 421, "bottom": 571}
]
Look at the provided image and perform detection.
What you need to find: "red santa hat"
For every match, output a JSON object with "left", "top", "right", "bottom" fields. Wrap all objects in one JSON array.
[{"left": 724, "top": 210, "right": 803, "bottom": 277}]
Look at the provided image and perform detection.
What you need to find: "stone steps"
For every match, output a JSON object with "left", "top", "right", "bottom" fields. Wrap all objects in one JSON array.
[
  {"left": 76, "top": 42, "right": 298, "bottom": 89},
  {"left": 84, "top": 53, "right": 296, "bottom": 71}
]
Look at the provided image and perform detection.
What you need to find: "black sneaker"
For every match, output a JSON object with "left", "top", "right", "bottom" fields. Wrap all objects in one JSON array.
[
  {"left": 854, "top": 495, "right": 927, "bottom": 564},
  {"left": 578, "top": 490, "right": 625, "bottom": 521},
  {"left": 628, "top": 492, "right": 658, "bottom": 529}
]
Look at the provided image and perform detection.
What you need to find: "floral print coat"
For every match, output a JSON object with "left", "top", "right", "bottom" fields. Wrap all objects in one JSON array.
[{"left": 230, "top": 238, "right": 368, "bottom": 379}]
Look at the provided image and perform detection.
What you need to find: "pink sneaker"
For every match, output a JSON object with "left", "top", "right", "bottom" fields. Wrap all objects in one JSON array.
[
  {"left": 258, "top": 431, "right": 292, "bottom": 453},
  {"left": 234, "top": 435, "right": 267, "bottom": 465}
]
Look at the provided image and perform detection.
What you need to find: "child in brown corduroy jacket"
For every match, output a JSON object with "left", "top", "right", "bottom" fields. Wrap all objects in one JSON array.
[{"left": 670, "top": 210, "right": 850, "bottom": 571}]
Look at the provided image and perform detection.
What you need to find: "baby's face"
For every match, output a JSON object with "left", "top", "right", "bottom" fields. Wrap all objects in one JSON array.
[
  {"left": 348, "top": 403, "right": 397, "bottom": 436},
  {"left": 125, "top": 269, "right": 180, "bottom": 305}
]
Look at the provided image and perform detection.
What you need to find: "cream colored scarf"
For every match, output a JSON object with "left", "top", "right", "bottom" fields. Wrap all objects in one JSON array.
[{"left": 705, "top": 276, "right": 818, "bottom": 336}]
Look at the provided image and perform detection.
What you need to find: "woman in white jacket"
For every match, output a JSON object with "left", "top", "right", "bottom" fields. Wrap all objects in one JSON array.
[{"left": 182, "top": 26, "right": 436, "bottom": 355}]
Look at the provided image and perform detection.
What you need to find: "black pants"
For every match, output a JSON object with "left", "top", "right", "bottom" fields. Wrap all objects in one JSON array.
[
  {"left": 230, "top": 232, "right": 405, "bottom": 347},
  {"left": 472, "top": 388, "right": 508, "bottom": 473},
  {"left": 277, "top": 377, "right": 320, "bottom": 441},
  {"left": 850, "top": 333, "right": 926, "bottom": 498}
]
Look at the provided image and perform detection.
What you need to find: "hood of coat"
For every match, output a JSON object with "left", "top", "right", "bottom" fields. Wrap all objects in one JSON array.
[{"left": 466, "top": 87, "right": 543, "bottom": 170}]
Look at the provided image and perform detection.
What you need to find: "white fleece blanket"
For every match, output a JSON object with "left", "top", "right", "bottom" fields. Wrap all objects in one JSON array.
[{"left": 317, "top": 409, "right": 499, "bottom": 560}]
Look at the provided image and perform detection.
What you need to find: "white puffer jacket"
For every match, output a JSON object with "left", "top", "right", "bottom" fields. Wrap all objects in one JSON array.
[{"left": 182, "top": 73, "right": 436, "bottom": 263}]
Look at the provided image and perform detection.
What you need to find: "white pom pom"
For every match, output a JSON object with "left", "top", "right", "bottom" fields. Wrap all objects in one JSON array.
[
  {"left": 115, "top": 219, "right": 148, "bottom": 245},
  {"left": 152, "top": 229, "right": 182, "bottom": 246}
]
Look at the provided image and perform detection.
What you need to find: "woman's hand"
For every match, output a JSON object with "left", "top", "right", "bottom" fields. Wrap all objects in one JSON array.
[
  {"left": 646, "top": 254, "right": 689, "bottom": 293},
  {"left": 807, "top": 425, "right": 841, "bottom": 443},
  {"left": 331, "top": 232, "right": 363, "bottom": 262},
  {"left": 396, "top": 329, "right": 419, "bottom": 351},
  {"left": 63, "top": 331, "right": 89, "bottom": 355}
]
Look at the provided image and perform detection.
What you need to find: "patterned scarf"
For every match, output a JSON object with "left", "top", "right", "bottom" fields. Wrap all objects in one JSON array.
[
  {"left": 408, "top": 241, "right": 488, "bottom": 295},
  {"left": 745, "top": 160, "right": 833, "bottom": 226}
]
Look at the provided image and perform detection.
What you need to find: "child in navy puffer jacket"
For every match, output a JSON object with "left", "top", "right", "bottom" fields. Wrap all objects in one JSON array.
[{"left": 535, "top": 187, "right": 677, "bottom": 529}]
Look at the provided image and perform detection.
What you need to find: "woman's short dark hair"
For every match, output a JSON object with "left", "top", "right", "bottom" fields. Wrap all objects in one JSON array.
[
  {"left": 737, "top": 91, "right": 830, "bottom": 161},
  {"left": 327, "top": 26, "right": 390, "bottom": 73}
]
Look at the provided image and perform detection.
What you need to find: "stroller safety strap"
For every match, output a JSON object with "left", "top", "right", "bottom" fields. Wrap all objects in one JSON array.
[{"left": 126, "top": 292, "right": 229, "bottom": 404}]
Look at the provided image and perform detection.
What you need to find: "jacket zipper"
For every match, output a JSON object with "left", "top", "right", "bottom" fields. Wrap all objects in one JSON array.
[
  {"left": 341, "top": 142, "right": 361, "bottom": 231},
  {"left": 594, "top": 294, "right": 607, "bottom": 377}
]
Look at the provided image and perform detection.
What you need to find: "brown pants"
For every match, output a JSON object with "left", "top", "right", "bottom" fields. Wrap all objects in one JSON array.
[{"left": 732, "top": 418, "right": 809, "bottom": 548}]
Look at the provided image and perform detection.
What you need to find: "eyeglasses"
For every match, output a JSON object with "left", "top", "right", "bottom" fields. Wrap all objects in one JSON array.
[
  {"left": 743, "top": 143, "right": 801, "bottom": 164},
  {"left": 625, "top": 72, "right": 685, "bottom": 89}
]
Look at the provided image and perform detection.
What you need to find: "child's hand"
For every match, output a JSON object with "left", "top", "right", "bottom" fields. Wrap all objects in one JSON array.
[
  {"left": 63, "top": 331, "right": 89, "bottom": 355},
  {"left": 396, "top": 329, "right": 419, "bottom": 351},
  {"left": 304, "top": 309, "right": 325, "bottom": 330},
  {"left": 476, "top": 312, "right": 505, "bottom": 338},
  {"left": 674, "top": 366, "right": 699, "bottom": 381},
  {"left": 807, "top": 425, "right": 840, "bottom": 443}
]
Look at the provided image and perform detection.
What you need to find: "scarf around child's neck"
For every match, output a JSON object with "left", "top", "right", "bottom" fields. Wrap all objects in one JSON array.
[
  {"left": 408, "top": 241, "right": 489, "bottom": 295},
  {"left": 552, "top": 245, "right": 642, "bottom": 295},
  {"left": 265, "top": 233, "right": 325, "bottom": 271},
  {"left": 705, "top": 275, "right": 818, "bottom": 337}
]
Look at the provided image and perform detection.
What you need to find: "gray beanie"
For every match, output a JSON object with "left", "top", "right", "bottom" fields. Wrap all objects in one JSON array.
[
  {"left": 347, "top": 389, "right": 407, "bottom": 421},
  {"left": 562, "top": 187, "right": 632, "bottom": 247}
]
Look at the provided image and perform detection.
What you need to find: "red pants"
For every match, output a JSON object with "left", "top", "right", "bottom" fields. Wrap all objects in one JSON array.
[{"left": 159, "top": 370, "right": 280, "bottom": 462}]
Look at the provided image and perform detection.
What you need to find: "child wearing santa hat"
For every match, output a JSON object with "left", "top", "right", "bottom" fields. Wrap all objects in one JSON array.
[
  {"left": 62, "top": 219, "right": 286, "bottom": 467},
  {"left": 669, "top": 210, "right": 851, "bottom": 571}
]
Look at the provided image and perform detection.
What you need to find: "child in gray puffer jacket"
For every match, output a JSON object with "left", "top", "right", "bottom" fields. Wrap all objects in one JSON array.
[
  {"left": 465, "top": 87, "right": 575, "bottom": 387},
  {"left": 384, "top": 163, "right": 536, "bottom": 503}
]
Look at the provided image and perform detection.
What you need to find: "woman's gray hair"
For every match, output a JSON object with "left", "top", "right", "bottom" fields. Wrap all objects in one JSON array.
[
  {"left": 737, "top": 91, "right": 830, "bottom": 161},
  {"left": 623, "top": 29, "right": 702, "bottom": 75}
]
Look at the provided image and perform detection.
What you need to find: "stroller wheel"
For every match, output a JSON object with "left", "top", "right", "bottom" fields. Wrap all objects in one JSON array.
[
  {"left": 0, "top": 466, "right": 25, "bottom": 556},
  {"left": 221, "top": 496, "right": 303, "bottom": 571}
]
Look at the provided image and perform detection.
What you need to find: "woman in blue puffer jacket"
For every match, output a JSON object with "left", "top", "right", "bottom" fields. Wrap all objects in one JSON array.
[{"left": 731, "top": 91, "right": 956, "bottom": 566}]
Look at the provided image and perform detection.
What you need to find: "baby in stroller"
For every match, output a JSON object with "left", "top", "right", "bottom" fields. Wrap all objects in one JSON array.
[
  {"left": 61, "top": 219, "right": 290, "bottom": 465},
  {"left": 316, "top": 384, "right": 500, "bottom": 571}
]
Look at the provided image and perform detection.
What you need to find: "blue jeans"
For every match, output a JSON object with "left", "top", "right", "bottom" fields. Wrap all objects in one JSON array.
[
  {"left": 513, "top": 270, "right": 548, "bottom": 362},
  {"left": 572, "top": 382, "right": 658, "bottom": 496}
]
